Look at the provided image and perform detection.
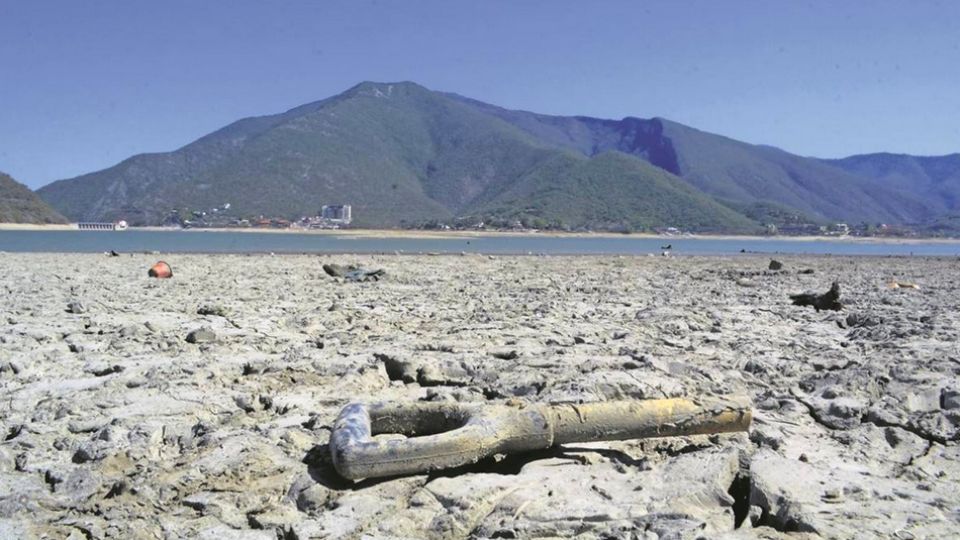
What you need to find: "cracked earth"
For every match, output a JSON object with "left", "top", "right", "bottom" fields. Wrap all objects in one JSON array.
[{"left": 1, "top": 253, "right": 958, "bottom": 539}]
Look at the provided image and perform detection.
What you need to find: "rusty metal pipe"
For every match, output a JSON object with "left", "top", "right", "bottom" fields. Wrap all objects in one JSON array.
[
  {"left": 547, "top": 396, "right": 752, "bottom": 444},
  {"left": 330, "top": 396, "right": 752, "bottom": 480}
]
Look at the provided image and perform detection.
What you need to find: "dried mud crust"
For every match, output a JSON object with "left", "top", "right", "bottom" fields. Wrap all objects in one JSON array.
[{"left": 0, "top": 252, "right": 958, "bottom": 539}]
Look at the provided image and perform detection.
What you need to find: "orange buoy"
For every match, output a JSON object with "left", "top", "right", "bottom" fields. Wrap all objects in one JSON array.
[{"left": 148, "top": 261, "right": 173, "bottom": 278}]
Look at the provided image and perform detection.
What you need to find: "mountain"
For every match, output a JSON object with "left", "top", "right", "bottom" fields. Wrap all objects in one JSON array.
[
  {"left": 0, "top": 172, "right": 68, "bottom": 224},
  {"left": 470, "top": 151, "right": 754, "bottom": 231},
  {"left": 36, "top": 81, "right": 958, "bottom": 230},
  {"left": 824, "top": 153, "right": 960, "bottom": 220},
  {"left": 36, "top": 82, "right": 756, "bottom": 231},
  {"left": 448, "top": 95, "right": 932, "bottom": 224}
]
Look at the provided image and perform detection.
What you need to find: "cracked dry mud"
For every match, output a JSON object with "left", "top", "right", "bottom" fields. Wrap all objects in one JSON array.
[{"left": 1, "top": 252, "right": 958, "bottom": 539}]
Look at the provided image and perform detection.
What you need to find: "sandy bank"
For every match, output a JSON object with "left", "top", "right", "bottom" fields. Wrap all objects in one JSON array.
[{"left": 0, "top": 223, "right": 75, "bottom": 231}]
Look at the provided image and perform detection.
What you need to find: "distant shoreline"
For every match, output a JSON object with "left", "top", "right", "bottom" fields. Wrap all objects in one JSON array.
[
  {"left": 0, "top": 223, "right": 76, "bottom": 231},
  {"left": 3, "top": 222, "right": 960, "bottom": 245}
]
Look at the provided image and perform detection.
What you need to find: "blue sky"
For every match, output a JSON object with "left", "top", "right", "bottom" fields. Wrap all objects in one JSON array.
[{"left": 2, "top": 0, "right": 959, "bottom": 189}]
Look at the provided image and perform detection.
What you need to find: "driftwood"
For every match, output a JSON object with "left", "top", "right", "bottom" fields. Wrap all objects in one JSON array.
[{"left": 789, "top": 281, "right": 842, "bottom": 311}]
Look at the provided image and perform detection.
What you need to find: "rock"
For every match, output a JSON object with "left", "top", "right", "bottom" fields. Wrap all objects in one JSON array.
[
  {"left": 806, "top": 393, "right": 866, "bottom": 430},
  {"left": 749, "top": 450, "right": 821, "bottom": 533},
  {"left": 822, "top": 488, "right": 844, "bottom": 503},
  {"left": 844, "top": 312, "right": 881, "bottom": 328},
  {"left": 56, "top": 469, "right": 101, "bottom": 503},
  {"left": 750, "top": 426, "right": 784, "bottom": 450},
  {"left": 125, "top": 377, "right": 148, "bottom": 388},
  {"left": 743, "top": 358, "right": 769, "bottom": 375},
  {"left": 186, "top": 328, "right": 216, "bottom": 344},
  {"left": 0, "top": 361, "right": 23, "bottom": 376},
  {"left": 321, "top": 263, "right": 351, "bottom": 277},
  {"left": 181, "top": 492, "right": 247, "bottom": 528},
  {"left": 95, "top": 425, "right": 122, "bottom": 442},
  {"left": 71, "top": 445, "right": 103, "bottom": 464},
  {"left": 426, "top": 475, "right": 519, "bottom": 539},
  {"left": 197, "top": 305, "right": 230, "bottom": 317},
  {"left": 119, "top": 324, "right": 145, "bottom": 337},
  {"left": 416, "top": 360, "right": 472, "bottom": 387},
  {"left": 234, "top": 395, "right": 260, "bottom": 413},
  {"left": 67, "top": 420, "right": 104, "bottom": 434},
  {"left": 66, "top": 301, "right": 87, "bottom": 314},
  {"left": 246, "top": 504, "right": 301, "bottom": 530},
  {"left": 44, "top": 468, "right": 66, "bottom": 489},
  {"left": 280, "top": 430, "right": 313, "bottom": 452},
  {"left": 3, "top": 426, "right": 23, "bottom": 443},
  {"left": 62, "top": 519, "right": 106, "bottom": 540},
  {"left": 941, "top": 387, "right": 960, "bottom": 410},
  {"left": 293, "top": 483, "right": 333, "bottom": 514},
  {"left": 86, "top": 364, "right": 124, "bottom": 377},
  {"left": 376, "top": 352, "right": 419, "bottom": 383},
  {"left": 769, "top": 259, "right": 784, "bottom": 270},
  {"left": 323, "top": 263, "right": 386, "bottom": 282}
]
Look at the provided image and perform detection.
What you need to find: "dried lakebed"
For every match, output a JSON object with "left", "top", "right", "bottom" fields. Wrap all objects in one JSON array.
[{"left": 0, "top": 253, "right": 958, "bottom": 539}]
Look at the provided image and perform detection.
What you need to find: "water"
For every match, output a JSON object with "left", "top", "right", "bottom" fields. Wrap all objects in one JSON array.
[{"left": 1, "top": 229, "right": 958, "bottom": 256}]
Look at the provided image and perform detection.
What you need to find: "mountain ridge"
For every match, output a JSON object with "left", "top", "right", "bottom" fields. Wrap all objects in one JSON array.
[
  {"left": 445, "top": 94, "right": 935, "bottom": 224},
  {"left": 824, "top": 153, "right": 960, "bottom": 218},
  {"left": 35, "top": 81, "right": 960, "bottom": 231}
]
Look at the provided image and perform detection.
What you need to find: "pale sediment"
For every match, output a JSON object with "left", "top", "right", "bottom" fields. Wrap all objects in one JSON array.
[{"left": 0, "top": 253, "right": 957, "bottom": 539}]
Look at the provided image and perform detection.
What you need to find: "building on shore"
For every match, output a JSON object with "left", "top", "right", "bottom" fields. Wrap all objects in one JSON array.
[{"left": 320, "top": 205, "right": 352, "bottom": 224}]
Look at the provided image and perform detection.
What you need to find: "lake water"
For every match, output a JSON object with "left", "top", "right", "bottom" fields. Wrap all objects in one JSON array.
[{"left": 1, "top": 230, "right": 958, "bottom": 256}]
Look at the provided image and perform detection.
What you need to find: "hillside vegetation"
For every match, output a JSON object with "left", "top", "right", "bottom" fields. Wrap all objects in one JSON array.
[{"left": 0, "top": 172, "right": 68, "bottom": 224}]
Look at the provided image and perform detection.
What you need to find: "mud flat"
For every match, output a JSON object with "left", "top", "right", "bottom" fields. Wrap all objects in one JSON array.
[{"left": 0, "top": 253, "right": 958, "bottom": 539}]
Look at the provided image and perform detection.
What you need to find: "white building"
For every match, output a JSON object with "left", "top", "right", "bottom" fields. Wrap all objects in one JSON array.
[{"left": 321, "top": 205, "right": 352, "bottom": 224}]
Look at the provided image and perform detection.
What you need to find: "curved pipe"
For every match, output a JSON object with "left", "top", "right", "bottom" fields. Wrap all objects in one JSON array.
[{"left": 330, "top": 396, "right": 751, "bottom": 480}]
